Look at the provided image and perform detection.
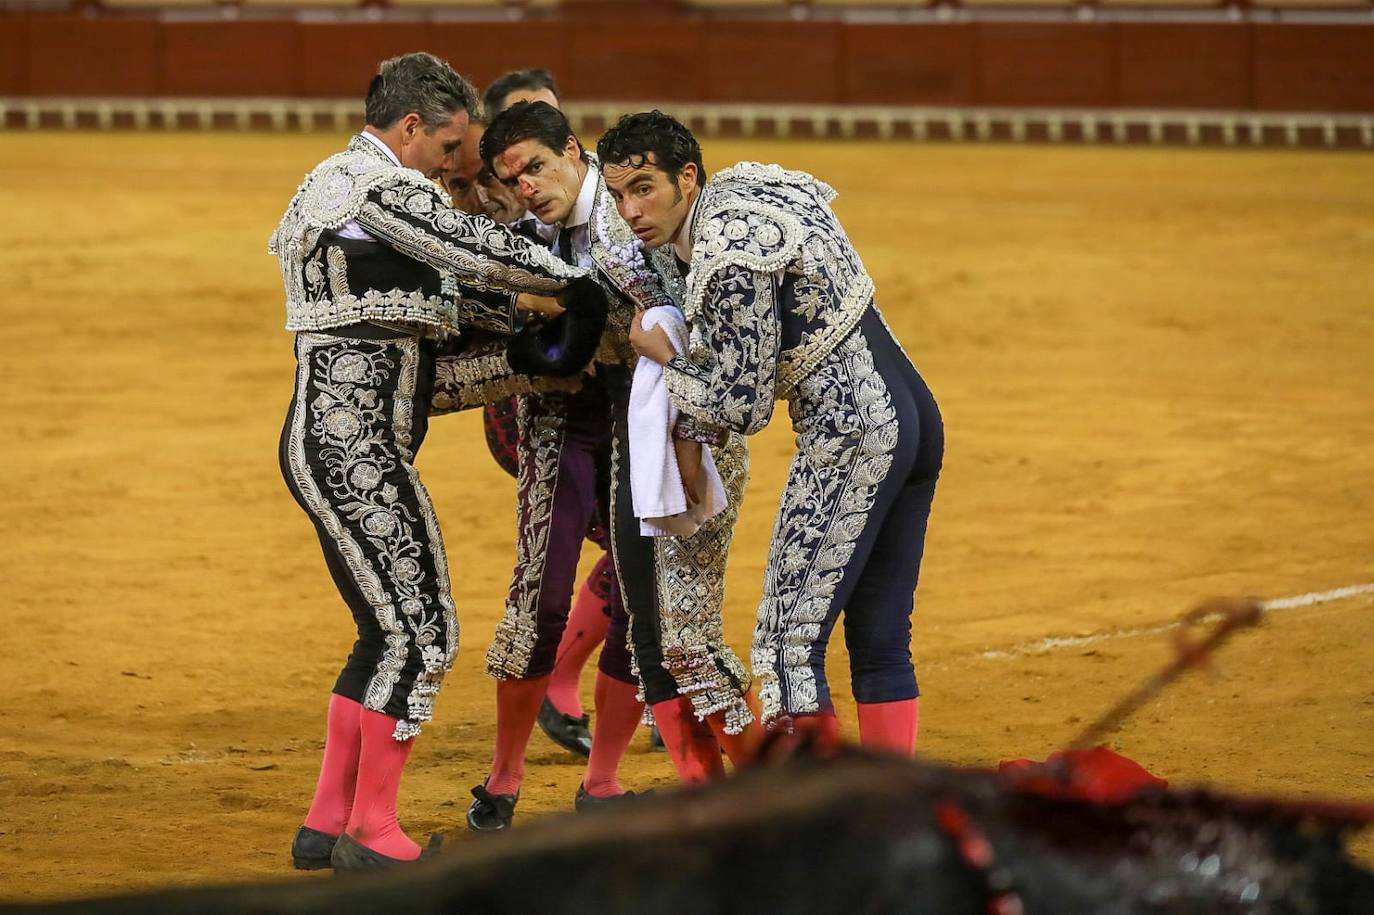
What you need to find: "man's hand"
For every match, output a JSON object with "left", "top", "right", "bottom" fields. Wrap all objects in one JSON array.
[
  {"left": 516, "top": 293, "right": 564, "bottom": 316},
  {"left": 674, "top": 439, "right": 703, "bottom": 508},
  {"left": 629, "top": 310, "right": 676, "bottom": 365}
]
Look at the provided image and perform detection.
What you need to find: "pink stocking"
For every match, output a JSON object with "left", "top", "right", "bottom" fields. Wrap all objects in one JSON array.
[
  {"left": 486, "top": 675, "right": 550, "bottom": 796},
  {"left": 545, "top": 558, "right": 613, "bottom": 717},
  {"left": 345, "top": 709, "right": 420, "bottom": 861},
  {"left": 581, "top": 673, "right": 643, "bottom": 797},
  {"left": 303, "top": 693, "right": 363, "bottom": 836},
  {"left": 650, "top": 697, "right": 726, "bottom": 783},
  {"left": 856, "top": 698, "right": 920, "bottom": 755}
]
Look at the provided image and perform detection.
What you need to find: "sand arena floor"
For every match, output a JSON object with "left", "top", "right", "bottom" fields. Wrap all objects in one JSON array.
[{"left": 0, "top": 132, "right": 1371, "bottom": 901}]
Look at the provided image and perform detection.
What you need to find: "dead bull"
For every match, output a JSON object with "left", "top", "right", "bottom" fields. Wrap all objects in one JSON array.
[{"left": 7, "top": 749, "right": 1371, "bottom": 914}]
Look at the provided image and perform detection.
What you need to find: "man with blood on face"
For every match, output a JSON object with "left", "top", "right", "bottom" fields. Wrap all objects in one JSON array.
[
  {"left": 483, "top": 102, "right": 762, "bottom": 798},
  {"left": 454, "top": 93, "right": 651, "bottom": 835}
]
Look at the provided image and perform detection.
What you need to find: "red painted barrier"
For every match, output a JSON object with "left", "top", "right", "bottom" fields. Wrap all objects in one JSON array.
[
  {"left": 1252, "top": 24, "right": 1374, "bottom": 113},
  {"left": 2, "top": 10, "right": 1371, "bottom": 113},
  {"left": 840, "top": 24, "right": 977, "bottom": 107},
  {"left": 1115, "top": 23, "right": 1251, "bottom": 110}
]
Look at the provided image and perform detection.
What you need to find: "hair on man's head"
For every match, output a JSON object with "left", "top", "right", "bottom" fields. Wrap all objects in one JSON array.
[
  {"left": 364, "top": 52, "right": 478, "bottom": 130},
  {"left": 595, "top": 110, "right": 704, "bottom": 187},
  {"left": 480, "top": 100, "right": 579, "bottom": 170},
  {"left": 482, "top": 68, "right": 561, "bottom": 116}
]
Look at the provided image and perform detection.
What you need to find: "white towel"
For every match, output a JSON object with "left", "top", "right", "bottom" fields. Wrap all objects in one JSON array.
[{"left": 629, "top": 306, "right": 727, "bottom": 537}]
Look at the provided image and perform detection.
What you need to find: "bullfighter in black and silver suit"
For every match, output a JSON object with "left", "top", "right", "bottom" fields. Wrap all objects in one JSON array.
[{"left": 270, "top": 53, "right": 605, "bottom": 871}]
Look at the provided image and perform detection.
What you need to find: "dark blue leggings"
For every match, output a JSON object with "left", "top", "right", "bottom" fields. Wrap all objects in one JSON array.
[{"left": 757, "top": 307, "right": 943, "bottom": 719}]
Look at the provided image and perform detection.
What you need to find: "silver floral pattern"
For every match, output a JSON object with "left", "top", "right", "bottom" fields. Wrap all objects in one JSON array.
[
  {"left": 430, "top": 336, "right": 580, "bottom": 415},
  {"left": 484, "top": 394, "right": 566, "bottom": 680},
  {"left": 285, "top": 332, "right": 458, "bottom": 740},
  {"left": 271, "top": 135, "right": 587, "bottom": 336},
  {"left": 663, "top": 161, "right": 875, "bottom": 435},
  {"left": 751, "top": 328, "right": 897, "bottom": 725},
  {"left": 654, "top": 432, "right": 754, "bottom": 733},
  {"left": 648, "top": 162, "right": 904, "bottom": 726}
]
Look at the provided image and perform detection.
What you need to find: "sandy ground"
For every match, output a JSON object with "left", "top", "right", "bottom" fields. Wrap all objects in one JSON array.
[{"left": 1, "top": 132, "right": 1371, "bottom": 902}]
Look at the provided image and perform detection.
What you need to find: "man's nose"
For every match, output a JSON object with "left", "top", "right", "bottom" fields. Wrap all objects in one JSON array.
[{"left": 517, "top": 178, "right": 537, "bottom": 199}]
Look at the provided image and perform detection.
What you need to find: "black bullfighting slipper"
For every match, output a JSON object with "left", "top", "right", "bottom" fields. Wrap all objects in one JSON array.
[
  {"left": 329, "top": 832, "right": 443, "bottom": 872},
  {"left": 291, "top": 825, "right": 338, "bottom": 871},
  {"left": 574, "top": 783, "right": 655, "bottom": 814},
  {"left": 466, "top": 783, "right": 518, "bottom": 833},
  {"left": 537, "top": 697, "right": 593, "bottom": 758}
]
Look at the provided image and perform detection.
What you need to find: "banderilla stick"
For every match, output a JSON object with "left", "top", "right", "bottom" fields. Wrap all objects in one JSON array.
[{"left": 1068, "top": 596, "right": 1265, "bottom": 751}]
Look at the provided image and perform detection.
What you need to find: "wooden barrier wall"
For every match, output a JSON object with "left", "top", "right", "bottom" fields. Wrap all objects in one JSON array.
[{"left": 1, "top": 10, "right": 1372, "bottom": 112}]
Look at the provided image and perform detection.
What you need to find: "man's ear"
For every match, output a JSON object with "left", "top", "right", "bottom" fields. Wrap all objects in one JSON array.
[
  {"left": 565, "top": 133, "right": 582, "bottom": 161},
  {"left": 401, "top": 112, "right": 423, "bottom": 138},
  {"left": 678, "top": 161, "right": 699, "bottom": 191}
]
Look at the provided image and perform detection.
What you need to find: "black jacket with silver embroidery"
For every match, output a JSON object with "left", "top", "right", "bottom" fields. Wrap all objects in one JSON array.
[
  {"left": 430, "top": 166, "right": 682, "bottom": 414},
  {"left": 270, "top": 135, "right": 586, "bottom": 336}
]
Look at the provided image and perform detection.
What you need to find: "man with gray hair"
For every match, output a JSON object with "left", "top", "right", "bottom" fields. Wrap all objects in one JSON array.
[{"left": 272, "top": 51, "right": 606, "bottom": 871}]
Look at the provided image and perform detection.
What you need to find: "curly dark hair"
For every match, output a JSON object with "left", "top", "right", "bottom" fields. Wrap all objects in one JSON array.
[{"left": 595, "top": 110, "right": 704, "bottom": 188}]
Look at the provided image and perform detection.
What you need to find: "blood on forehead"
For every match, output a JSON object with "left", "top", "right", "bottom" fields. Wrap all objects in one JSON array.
[{"left": 493, "top": 147, "right": 532, "bottom": 181}]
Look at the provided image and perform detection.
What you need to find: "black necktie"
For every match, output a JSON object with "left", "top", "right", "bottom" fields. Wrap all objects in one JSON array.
[{"left": 556, "top": 227, "right": 575, "bottom": 265}]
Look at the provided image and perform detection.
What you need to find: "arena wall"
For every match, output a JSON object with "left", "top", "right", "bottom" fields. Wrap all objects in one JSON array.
[
  {"left": 1, "top": 6, "right": 1371, "bottom": 145},
  {"left": 2, "top": 9, "right": 1372, "bottom": 110}
]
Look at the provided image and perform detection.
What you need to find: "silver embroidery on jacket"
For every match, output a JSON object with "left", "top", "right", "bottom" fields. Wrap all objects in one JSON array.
[
  {"left": 271, "top": 135, "right": 586, "bottom": 336},
  {"left": 663, "top": 161, "right": 875, "bottom": 435}
]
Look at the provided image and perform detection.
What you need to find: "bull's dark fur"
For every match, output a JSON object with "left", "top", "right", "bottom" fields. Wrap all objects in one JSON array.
[{"left": 9, "top": 750, "right": 1372, "bottom": 914}]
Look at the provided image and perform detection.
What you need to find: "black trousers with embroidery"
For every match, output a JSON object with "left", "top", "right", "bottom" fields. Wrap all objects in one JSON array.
[
  {"left": 604, "top": 366, "right": 694, "bottom": 707},
  {"left": 278, "top": 328, "right": 457, "bottom": 739},
  {"left": 753, "top": 308, "right": 944, "bottom": 725}
]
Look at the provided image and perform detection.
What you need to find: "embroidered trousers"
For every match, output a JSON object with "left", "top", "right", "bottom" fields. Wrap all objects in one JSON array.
[
  {"left": 753, "top": 308, "right": 944, "bottom": 726},
  {"left": 279, "top": 328, "right": 458, "bottom": 741},
  {"left": 484, "top": 383, "right": 634, "bottom": 684},
  {"left": 608, "top": 368, "right": 755, "bottom": 728}
]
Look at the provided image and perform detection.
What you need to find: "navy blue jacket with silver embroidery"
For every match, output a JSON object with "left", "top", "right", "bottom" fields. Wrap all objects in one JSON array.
[
  {"left": 663, "top": 162, "right": 877, "bottom": 436},
  {"left": 270, "top": 135, "right": 587, "bottom": 336}
]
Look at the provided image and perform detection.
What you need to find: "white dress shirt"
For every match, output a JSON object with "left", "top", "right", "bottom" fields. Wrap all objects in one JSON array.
[{"left": 553, "top": 162, "right": 600, "bottom": 268}]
